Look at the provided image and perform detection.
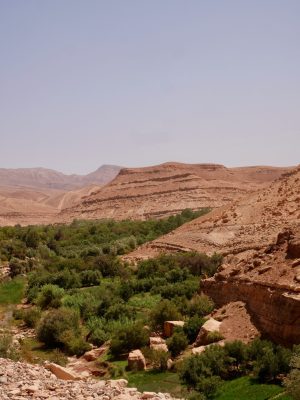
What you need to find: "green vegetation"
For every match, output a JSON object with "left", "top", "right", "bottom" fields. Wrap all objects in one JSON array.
[
  {"left": 0, "top": 276, "right": 25, "bottom": 304},
  {"left": 126, "top": 370, "right": 183, "bottom": 398},
  {"left": 214, "top": 376, "right": 291, "bottom": 400},
  {"left": 0, "top": 210, "right": 220, "bottom": 357},
  {"left": 284, "top": 346, "right": 300, "bottom": 400},
  {"left": 0, "top": 211, "right": 295, "bottom": 400},
  {"left": 180, "top": 340, "right": 293, "bottom": 398}
]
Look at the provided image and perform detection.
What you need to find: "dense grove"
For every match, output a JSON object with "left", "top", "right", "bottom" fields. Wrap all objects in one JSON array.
[
  {"left": 0, "top": 210, "right": 222, "bottom": 355},
  {"left": 0, "top": 210, "right": 297, "bottom": 399},
  {"left": 180, "top": 339, "right": 297, "bottom": 399}
]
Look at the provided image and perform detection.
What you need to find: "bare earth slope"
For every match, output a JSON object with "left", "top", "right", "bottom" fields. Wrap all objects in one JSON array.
[
  {"left": 59, "top": 162, "right": 291, "bottom": 223},
  {"left": 0, "top": 165, "right": 121, "bottom": 226},
  {"left": 127, "top": 166, "right": 300, "bottom": 345},
  {"left": 127, "top": 167, "right": 300, "bottom": 259}
]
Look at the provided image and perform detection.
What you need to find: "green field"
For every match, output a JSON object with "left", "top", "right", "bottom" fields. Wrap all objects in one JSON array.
[
  {"left": 214, "top": 376, "right": 292, "bottom": 400},
  {"left": 127, "top": 371, "right": 183, "bottom": 398},
  {"left": 0, "top": 277, "right": 25, "bottom": 305}
]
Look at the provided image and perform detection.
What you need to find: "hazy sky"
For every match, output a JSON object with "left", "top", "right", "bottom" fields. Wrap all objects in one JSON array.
[{"left": 0, "top": 1, "right": 299, "bottom": 174}]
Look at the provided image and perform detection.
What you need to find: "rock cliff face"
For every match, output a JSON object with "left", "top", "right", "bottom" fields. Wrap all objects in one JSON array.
[{"left": 59, "top": 162, "right": 291, "bottom": 223}]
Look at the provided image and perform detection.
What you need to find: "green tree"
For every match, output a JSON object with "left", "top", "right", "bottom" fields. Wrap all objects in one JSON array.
[
  {"left": 150, "top": 299, "right": 181, "bottom": 330},
  {"left": 167, "top": 330, "right": 188, "bottom": 357},
  {"left": 36, "top": 284, "right": 65, "bottom": 309}
]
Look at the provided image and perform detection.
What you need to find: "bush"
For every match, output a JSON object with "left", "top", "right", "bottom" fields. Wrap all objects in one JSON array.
[
  {"left": 80, "top": 270, "right": 101, "bottom": 286},
  {"left": 146, "top": 349, "right": 170, "bottom": 371},
  {"left": 184, "top": 316, "right": 206, "bottom": 343},
  {"left": 206, "top": 331, "right": 224, "bottom": 344},
  {"left": 37, "top": 308, "right": 80, "bottom": 348},
  {"left": 110, "top": 321, "right": 149, "bottom": 357},
  {"left": 89, "top": 328, "right": 109, "bottom": 347},
  {"left": 59, "top": 329, "right": 91, "bottom": 356},
  {"left": 187, "top": 295, "right": 214, "bottom": 317},
  {"left": 22, "top": 307, "right": 42, "bottom": 328},
  {"left": 284, "top": 346, "right": 300, "bottom": 399},
  {"left": 167, "top": 331, "right": 188, "bottom": 357},
  {"left": 0, "top": 333, "right": 19, "bottom": 360},
  {"left": 150, "top": 299, "right": 181, "bottom": 330},
  {"left": 104, "top": 303, "right": 135, "bottom": 321},
  {"left": 36, "top": 284, "right": 65, "bottom": 309},
  {"left": 195, "top": 375, "right": 223, "bottom": 398}
]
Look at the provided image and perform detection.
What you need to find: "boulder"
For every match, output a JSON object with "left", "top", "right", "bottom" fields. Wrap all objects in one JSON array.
[
  {"left": 82, "top": 344, "right": 108, "bottom": 362},
  {"left": 149, "top": 337, "right": 168, "bottom": 352},
  {"left": 195, "top": 318, "right": 222, "bottom": 346},
  {"left": 45, "top": 363, "right": 82, "bottom": 381},
  {"left": 163, "top": 321, "right": 185, "bottom": 337},
  {"left": 127, "top": 350, "right": 146, "bottom": 371}
]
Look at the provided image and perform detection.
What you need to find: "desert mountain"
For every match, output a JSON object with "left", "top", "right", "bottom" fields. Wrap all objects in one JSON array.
[
  {"left": 126, "top": 166, "right": 300, "bottom": 344},
  {"left": 0, "top": 165, "right": 121, "bottom": 226},
  {"left": 0, "top": 165, "right": 121, "bottom": 190},
  {"left": 59, "top": 162, "right": 292, "bottom": 223}
]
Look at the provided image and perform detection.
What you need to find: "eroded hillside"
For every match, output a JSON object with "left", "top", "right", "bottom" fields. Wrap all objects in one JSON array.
[{"left": 59, "top": 162, "right": 291, "bottom": 223}]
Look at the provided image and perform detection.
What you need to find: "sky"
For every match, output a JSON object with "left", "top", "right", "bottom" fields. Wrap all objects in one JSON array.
[{"left": 0, "top": 0, "right": 299, "bottom": 174}]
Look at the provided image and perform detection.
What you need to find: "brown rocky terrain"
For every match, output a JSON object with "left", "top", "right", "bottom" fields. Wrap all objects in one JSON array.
[
  {"left": 126, "top": 166, "right": 300, "bottom": 345},
  {"left": 0, "top": 165, "right": 120, "bottom": 226},
  {"left": 0, "top": 358, "right": 176, "bottom": 400},
  {"left": 59, "top": 162, "right": 291, "bottom": 223}
]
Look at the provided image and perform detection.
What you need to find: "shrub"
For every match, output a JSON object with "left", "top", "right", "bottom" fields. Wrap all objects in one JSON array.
[
  {"left": 284, "top": 347, "right": 300, "bottom": 399},
  {"left": 80, "top": 270, "right": 101, "bottom": 286},
  {"left": 22, "top": 307, "right": 42, "bottom": 328},
  {"left": 183, "top": 316, "right": 206, "bottom": 343},
  {"left": 37, "top": 308, "right": 80, "bottom": 348},
  {"left": 0, "top": 333, "right": 19, "bottom": 360},
  {"left": 146, "top": 349, "right": 170, "bottom": 371},
  {"left": 195, "top": 375, "right": 223, "bottom": 398},
  {"left": 104, "top": 303, "right": 135, "bottom": 321},
  {"left": 187, "top": 295, "right": 214, "bottom": 317},
  {"left": 59, "top": 329, "right": 91, "bottom": 356},
  {"left": 36, "top": 284, "right": 65, "bottom": 309},
  {"left": 110, "top": 321, "right": 149, "bottom": 357},
  {"left": 150, "top": 299, "right": 181, "bottom": 330},
  {"left": 206, "top": 331, "right": 224, "bottom": 344},
  {"left": 167, "top": 331, "right": 188, "bottom": 357},
  {"left": 89, "top": 328, "right": 109, "bottom": 347}
]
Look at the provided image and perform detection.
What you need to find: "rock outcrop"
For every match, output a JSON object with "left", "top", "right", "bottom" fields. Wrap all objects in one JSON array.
[
  {"left": 150, "top": 337, "right": 168, "bottom": 352},
  {"left": 195, "top": 318, "right": 221, "bottom": 346},
  {"left": 163, "top": 321, "right": 185, "bottom": 338}
]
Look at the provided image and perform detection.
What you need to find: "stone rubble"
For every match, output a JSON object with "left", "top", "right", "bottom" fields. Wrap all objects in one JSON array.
[{"left": 0, "top": 358, "right": 177, "bottom": 400}]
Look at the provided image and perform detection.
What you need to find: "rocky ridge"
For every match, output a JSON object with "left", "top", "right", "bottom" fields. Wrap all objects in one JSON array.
[
  {"left": 59, "top": 162, "right": 291, "bottom": 222},
  {"left": 0, "top": 358, "right": 177, "bottom": 400}
]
